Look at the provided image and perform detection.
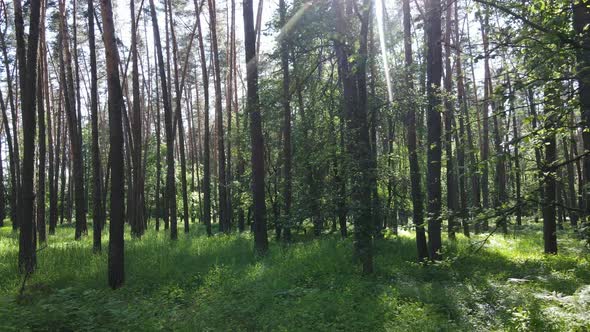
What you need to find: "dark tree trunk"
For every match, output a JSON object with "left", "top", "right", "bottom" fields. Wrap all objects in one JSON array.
[
  {"left": 36, "top": 3, "right": 47, "bottom": 244},
  {"left": 100, "top": 0, "right": 126, "bottom": 289},
  {"left": 15, "top": 0, "right": 42, "bottom": 274},
  {"left": 59, "top": 0, "right": 87, "bottom": 240},
  {"left": 0, "top": 22, "right": 21, "bottom": 231},
  {"left": 194, "top": 0, "right": 212, "bottom": 236},
  {"left": 209, "top": 0, "right": 229, "bottom": 234},
  {"left": 244, "top": 0, "right": 268, "bottom": 254},
  {"left": 573, "top": 0, "right": 590, "bottom": 218},
  {"left": 479, "top": 13, "right": 491, "bottom": 231},
  {"left": 443, "top": 0, "right": 457, "bottom": 240},
  {"left": 403, "top": 0, "right": 428, "bottom": 260},
  {"left": 130, "top": 0, "right": 144, "bottom": 237},
  {"left": 279, "top": 0, "right": 292, "bottom": 241},
  {"left": 333, "top": 0, "right": 373, "bottom": 273},
  {"left": 149, "top": 0, "right": 177, "bottom": 240},
  {"left": 426, "top": 0, "right": 443, "bottom": 260},
  {"left": 543, "top": 83, "right": 558, "bottom": 254},
  {"left": 89, "top": 0, "right": 104, "bottom": 251}
]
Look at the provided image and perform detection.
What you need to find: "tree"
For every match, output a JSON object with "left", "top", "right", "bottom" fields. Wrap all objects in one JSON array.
[
  {"left": 15, "top": 0, "right": 42, "bottom": 274},
  {"left": 100, "top": 0, "right": 126, "bottom": 289},
  {"left": 59, "top": 0, "right": 87, "bottom": 240},
  {"left": 130, "top": 0, "right": 145, "bottom": 237},
  {"left": 403, "top": 0, "right": 429, "bottom": 261},
  {"left": 244, "top": 0, "right": 269, "bottom": 254},
  {"left": 149, "top": 0, "right": 177, "bottom": 240},
  {"left": 209, "top": 0, "right": 230, "bottom": 233},
  {"left": 425, "top": 0, "right": 443, "bottom": 260},
  {"left": 89, "top": 0, "right": 104, "bottom": 251},
  {"left": 279, "top": 0, "right": 292, "bottom": 241},
  {"left": 333, "top": 0, "right": 373, "bottom": 273},
  {"left": 194, "top": 0, "right": 212, "bottom": 236}
]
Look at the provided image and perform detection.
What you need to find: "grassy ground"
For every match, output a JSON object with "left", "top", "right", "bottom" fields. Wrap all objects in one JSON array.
[{"left": 0, "top": 221, "right": 589, "bottom": 331}]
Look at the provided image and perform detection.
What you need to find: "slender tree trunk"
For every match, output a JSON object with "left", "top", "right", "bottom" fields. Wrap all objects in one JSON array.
[
  {"left": 59, "top": 0, "right": 87, "bottom": 240},
  {"left": 479, "top": 12, "right": 491, "bottom": 231},
  {"left": 15, "top": 0, "right": 42, "bottom": 274},
  {"left": 89, "top": 0, "right": 104, "bottom": 251},
  {"left": 403, "top": 0, "right": 428, "bottom": 261},
  {"left": 279, "top": 0, "right": 292, "bottom": 241},
  {"left": 333, "top": 0, "right": 373, "bottom": 273},
  {"left": 100, "top": 0, "right": 126, "bottom": 289},
  {"left": 209, "top": 0, "right": 229, "bottom": 233},
  {"left": 543, "top": 83, "right": 558, "bottom": 254},
  {"left": 130, "top": 0, "right": 144, "bottom": 237},
  {"left": 0, "top": 21, "right": 20, "bottom": 231},
  {"left": 443, "top": 0, "right": 457, "bottom": 240},
  {"left": 195, "top": 0, "right": 212, "bottom": 236},
  {"left": 36, "top": 1, "right": 47, "bottom": 243},
  {"left": 573, "top": 0, "right": 590, "bottom": 218},
  {"left": 244, "top": 0, "right": 268, "bottom": 254},
  {"left": 149, "top": 0, "right": 177, "bottom": 240},
  {"left": 426, "top": 0, "right": 443, "bottom": 260}
]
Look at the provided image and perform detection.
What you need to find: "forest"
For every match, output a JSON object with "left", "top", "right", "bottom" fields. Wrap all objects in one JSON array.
[{"left": 0, "top": 0, "right": 589, "bottom": 330}]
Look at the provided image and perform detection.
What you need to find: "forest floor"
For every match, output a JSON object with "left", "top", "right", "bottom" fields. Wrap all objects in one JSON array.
[{"left": 1, "top": 220, "right": 589, "bottom": 331}]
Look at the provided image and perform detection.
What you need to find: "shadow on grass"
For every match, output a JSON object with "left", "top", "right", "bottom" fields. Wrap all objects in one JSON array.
[{"left": 1, "top": 223, "right": 589, "bottom": 331}]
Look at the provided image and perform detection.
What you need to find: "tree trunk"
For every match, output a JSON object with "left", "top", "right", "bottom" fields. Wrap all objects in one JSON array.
[
  {"left": 130, "top": 0, "right": 145, "bottom": 237},
  {"left": 149, "top": 0, "right": 177, "bottom": 240},
  {"left": 573, "top": 0, "right": 590, "bottom": 218},
  {"left": 59, "top": 0, "right": 87, "bottom": 240},
  {"left": 279, "top": 0, "right": 292, "bottom": 241},
  {"left": 443, "top": 0, "right": 457, "bottom": 240},
  {"left": 244, "top": 0, "right": 268, "bottom": 254},
  {"left": 426, "top": 0, "right": 443, "bottom": 260},
  {"left": 403, "top": 0, "right": 428, "bottom": 260},
  {"left": 333, "top": 0, "right": 373, "bottom": 273},
  {"left": 543, "top": 83, "right": 558, "bottom": 254},
  {"left": 36, "top": 2, "right": 47, "bottom": 244},
  {"left": 195, "top": 0, "right": 212, "bottom": 236},
  {"left": 15, "top": 0, "right": 42, "bottom": 274},
  {"left": 89, "top": 0, "right": 104, "bottom": 251},
  {"left": 209, "top": 0, "right": 229, "bottom": 233},
  {"left": 100, "top": 0, "right": 126, "bottom": 289}
]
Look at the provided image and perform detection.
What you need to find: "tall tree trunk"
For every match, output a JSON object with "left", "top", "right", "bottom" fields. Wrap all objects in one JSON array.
[
  {"left": 130, "top": 0, "right": 144, "bottom": 237},
  {"left": 15, "top": 0, "right": 42, "bottom": 274},
  {"left": 100, "top": 0, "right": 126, "bottom": 289},
  {"left": 59, "top": 0, "right": 87, "bottom": 240},
  {"left": 403, "top": 0, "right": 428, "bottom": 260},
  {"left": 543, "top": 83, "right": 558, "bottom": 254},
  {"left": 209, "top": 0, "right": 229, "bottom": 233},
  {"left": 333, "top": 0, "right": 373, "bottom": 273},
  {"left": 168, "top": 0, "right": 191, "bottom": 234},
  {"left": 0, "top": 19, "right": 20, "bottom": 231},
  {"left": 244, "top": 0, "right": 268, "bottom": 254},
  {"left": 479, "top": 12, "right": 491, "bottom": 230},
  {"left": 573, "top": 0, "right": 590, "bottom": 218},
  {"left": 426, "top": 0, "right": 443, "bottom": 260},
  {"left": 443, "top": 0, "right": 457, "bottom": 240},
  {"left": 195, "top": 0, "right": 212, "bottom": 236},
  {"left": 149, "top": 0, "right": 177, "bottom": 240},
  {"left": 279, "top": 0, "right": 292, "bottom": 241},
  {"left": 36, "top": 1, "right": 47, "bottom": 244},
  {"left": 89, "top": 0, "right": 104, "bottom": 251}
]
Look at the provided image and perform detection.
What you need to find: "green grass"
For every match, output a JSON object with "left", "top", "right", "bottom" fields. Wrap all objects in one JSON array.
[{"left": 1, "top": 220, "right": 589, "bottom": 331}]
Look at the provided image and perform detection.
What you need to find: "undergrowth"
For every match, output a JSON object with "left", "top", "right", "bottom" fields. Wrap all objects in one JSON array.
[{"left": 0, "top": 220, "right": 588, "bottom": 331}]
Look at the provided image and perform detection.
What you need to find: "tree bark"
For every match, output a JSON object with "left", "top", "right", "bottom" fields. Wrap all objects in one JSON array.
[
  {"left": 426, "top": 0, "right": 443, "bottom": 260},
  {"left": 100, "top": 0, "right": 126, "bottom": 289},
  {"left": 15, "top": 0, "right": 42, "bottom": 274},
  {"left": 403, "top": 0, "right": 428, "bottom": 261},
  {"left": 244, "top": 0, "right": 268, "bottom": 254}
]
